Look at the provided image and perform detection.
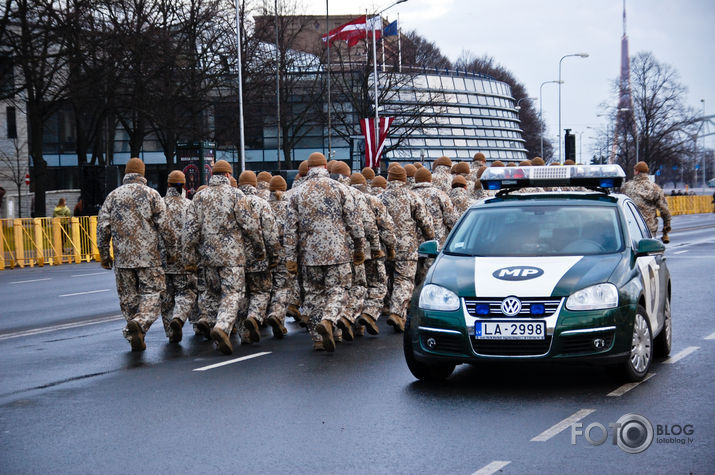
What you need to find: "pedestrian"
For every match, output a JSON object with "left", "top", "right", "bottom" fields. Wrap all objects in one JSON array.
[
  {"left": 186, "top": 159, "right": 265, "bottom": 354},
  {"left": 97, "top": 158, "right": 167, "bottom": 351},
  {"left": 620, "top": 161, "right": 672, "bottom": 243},
  {"left": 53, "top": 198, "right": 71, "bottom": 218},
  {"left": 159, "top": 170, "right": 198, "bottom": 343},
  {"left": 431, "top": 156, "right": 453, "bottom": 195},
  {"left": 284, "top": 152, "right": 366, "bottom": 352},
  {"left": 450, "top": 175, "right": 474, "bottom": 216},
  {"left": 73, "top": 198, "right": 84, "bottom": 217}
]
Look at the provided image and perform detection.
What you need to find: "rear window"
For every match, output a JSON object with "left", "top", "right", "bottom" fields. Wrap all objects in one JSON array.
[{"left": 444, "top": 205, "right": 624, "bottom": 257}]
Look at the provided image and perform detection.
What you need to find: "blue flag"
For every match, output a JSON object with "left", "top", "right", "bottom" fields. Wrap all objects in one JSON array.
[{"left": 383, "top": 20, "right": 398, "bottom": 36}]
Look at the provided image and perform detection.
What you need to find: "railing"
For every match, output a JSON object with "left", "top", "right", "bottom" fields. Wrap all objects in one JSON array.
[{"left": 665, "top": 195, "right": 713, "bottom": 215}]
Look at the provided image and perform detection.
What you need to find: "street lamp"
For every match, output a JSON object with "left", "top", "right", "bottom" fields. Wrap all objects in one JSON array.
[
  {"left": 515, "top": 97, "right": 537, "bottom": 111},
  {"left": 558, "top": 53, "right": 589, "bottom": 163},
  {"left": 540, "top": 80, "right": 563, "bottom": 158}
]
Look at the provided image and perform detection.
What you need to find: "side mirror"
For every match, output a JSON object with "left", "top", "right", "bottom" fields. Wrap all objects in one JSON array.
[
  {"left": 635, "top": 238, "right": 665, "bottom": 257},
  {"left": 418, "top": 240, "right": 439, "bottom": 258}
]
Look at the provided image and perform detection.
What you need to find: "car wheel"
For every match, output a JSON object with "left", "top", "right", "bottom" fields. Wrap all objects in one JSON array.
[
  {"left": 622, "top": 305, "right": 653, "bottom": 382},
  {"left": 403, "top": 316, "right": 455, "bottom": 382},
  {"left": 654, "top": 297, "right": 672, "bottom": 357}
]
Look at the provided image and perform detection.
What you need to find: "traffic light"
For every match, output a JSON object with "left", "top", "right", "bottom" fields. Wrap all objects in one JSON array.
[{"left": 564, "top": 129, "right": 576, "bottom": 162}]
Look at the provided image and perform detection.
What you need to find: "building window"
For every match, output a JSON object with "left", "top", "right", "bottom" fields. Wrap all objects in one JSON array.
[{"left": 6, "top": 106, "right": 16, "bottom": 139}]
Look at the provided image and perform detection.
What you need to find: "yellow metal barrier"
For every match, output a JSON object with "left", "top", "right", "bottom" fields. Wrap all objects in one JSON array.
[{"left": 665, "top": 195, "right": 713, "bottom": 215}]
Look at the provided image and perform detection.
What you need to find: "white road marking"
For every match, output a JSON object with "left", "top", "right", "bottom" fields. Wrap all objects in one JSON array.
[
  {"left": 9, "top": 278, "right": 51, "bottom": 284},
  {"left": 705, "top": 331, "right": 715, "bottom": 340},
  {"left": 0, "top": 315, "right": 123, "bottom": 341},
  {"left": 530, "top": 409, "right": 596, "bottom": 442},
  {"left": 673, "top": 250, "right": 688, "bottom": 254},
  {"left": 607, "top": 372, "right": 655, "bottom": 397},
  {"left": 59, "top": 289, "right": 110, "bottom": 297},
  {"left": 193, "top": 352, "right": 272, "bottom": 372},
  {"left": 472, "top": 461, "right": 511, "bottom": 475},
  {"left": 71, "top": 272, "right": 107, "bottom": 277},
  {"left": 663, "top": 346, "right": 700, "bottom": 364}
]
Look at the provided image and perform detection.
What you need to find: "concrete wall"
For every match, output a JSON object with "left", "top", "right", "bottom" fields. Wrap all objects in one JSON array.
[{"left": 1, "top": 189, "right": 81, "bottom": 219}]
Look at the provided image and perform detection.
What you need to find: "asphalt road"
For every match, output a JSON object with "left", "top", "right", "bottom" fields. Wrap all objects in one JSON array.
[{"left": 1, "top": 214, "right": 714, "bottom": 474}]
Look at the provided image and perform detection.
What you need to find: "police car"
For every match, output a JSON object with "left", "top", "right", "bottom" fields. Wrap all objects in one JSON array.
[{"left": 405, "top": 165, "right": 671, "bottom": 382}]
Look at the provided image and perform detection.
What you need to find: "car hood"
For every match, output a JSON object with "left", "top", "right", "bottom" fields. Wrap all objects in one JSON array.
[{"left": 430, "top": 253, "right": 623, "bottom": 298}]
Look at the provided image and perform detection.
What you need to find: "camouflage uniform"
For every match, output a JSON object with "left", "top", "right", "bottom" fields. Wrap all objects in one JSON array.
[
  {"left": 283, "top": 178, "right": 305, "bottom": 316},
  {"left": 256, "top": 180, "right": 271, "bottom": 201},
  {"left": 621, "top": 174, "right": 672, "bottom": 237},
  {"left": 186, "top": 175, "right": 263, "bottom": 336},
  {"left": 284, "top": 167, "right": 365, "bottom": 343},
  {"left": 449, "top": 187, "right": 474, "bottom": 216},
  {"left": 266, "top": 190, "right": 290, "bottom": 327},
  {"left": 432, "top": 165, "right": 453, "bottom": 196},
  {"left": 380, "top": 181, "right": 434, "bottom": 320},
  {"left": 97, "top": 173, "right": 166, "bottom": 339},
  {"left": 159, "top": 187, "right": 198, "bottom": 337}
]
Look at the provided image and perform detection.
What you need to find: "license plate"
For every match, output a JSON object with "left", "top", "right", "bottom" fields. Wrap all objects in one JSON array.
[{"left": 474, "top": 320, "right": 546, "bottom": 340}]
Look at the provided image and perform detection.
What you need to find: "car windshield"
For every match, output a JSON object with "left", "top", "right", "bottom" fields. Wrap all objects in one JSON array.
[{"left": 444, "top": 205, "right": 624, "bottom": 256}]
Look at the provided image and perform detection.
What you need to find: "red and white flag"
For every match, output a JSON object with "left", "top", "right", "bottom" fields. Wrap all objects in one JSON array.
[
  {"left": 321, "top": 16, "right": 381, "bottom": 48},
  {"left": 360, "top": 117, "right": 394, "bottom": 169}
]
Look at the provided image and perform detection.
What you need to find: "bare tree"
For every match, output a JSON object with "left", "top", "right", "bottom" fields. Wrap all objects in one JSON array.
[
  {"left": 0, "top": 137, "right": 28, "bottom": 217},
  {"left": 401, "top": 30, "right": 452, "bottom": 70}
]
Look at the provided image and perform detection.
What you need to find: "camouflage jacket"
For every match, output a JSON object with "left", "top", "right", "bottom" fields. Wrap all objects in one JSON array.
[
  {"left": 256, "top": 181, "right": 270, "bottom": 201},
  {"left": 187, "top": 175, "right": 263, "bottom": 268},
  {"left": 621, "top": 174, "right": 672, "bottom": 235},
  {"left": 98, "top": 173, "right": 165, "bottom": 269},
  {"left": 354, "top": 184, "right": 397, "bottom": 256},
  {"left": 285, "top": 167, "right": 365, "bottom": 266},
  {"left": 380, "top": 181, "right": 435, "bottom": 260},
  {"left": 432, "top": 165, "right": 453, "bottom": 196},
  {"left": 468, "top": 161, "right": 481, "bottom": 187},
  {"left": 449, "top": 187, "right": 475, "bottom": 216},
  {"left": 338, "top": 175, "right": 381, "bottom": 258},
  {"left": 412, "top": 182, "right": 458, "bottom": 246},
  {"left": 290, "top": 176, "right": 307, "bottom": 190},
  {"left": 240, "top": 184, "right": 281, "bottom": 272},
  {"left": 161, "top": 187, "right": 194, "bottom": 273},
  {"left": 268, "top": 191, "right": 289, "bottom": 263}
]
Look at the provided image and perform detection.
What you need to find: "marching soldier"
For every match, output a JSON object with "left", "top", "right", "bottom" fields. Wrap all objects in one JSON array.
[
  {"left": 284, "top": 161, "right": 308, "bottom": 325},
  {"left": 256, "top": 171, "right": 272, "bottom": 200},
  {"left": 431, "top": 156, "right": 453, "bottom": 195},
  {"left": 371, "top": 176, "right": 387, "bottom": 196},
  {"left": 361, "top": 167, "right": 376, "bottom": 185},
  {"left": 97, "top": 158, "right": 166, "bottom": 351},
  {"left": 621, "top": 161, "right": 672, "bottom": 242},
  {"left": 450, "top": 175, "right": 474, "bottom": 216},
  {"left": 452, "top": 162, "right": 474, "bottom": 194},
  {"left": 266, "top": 175, "right": 291, "bottom": 336},
  {"left": 404, "top": 164, "right": 417, "bottom": 188}
]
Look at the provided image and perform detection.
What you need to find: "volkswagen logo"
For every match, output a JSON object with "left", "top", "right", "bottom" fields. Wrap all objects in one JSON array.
[{"left": 501, "top": 296, "right": 522, "bottom": 316}]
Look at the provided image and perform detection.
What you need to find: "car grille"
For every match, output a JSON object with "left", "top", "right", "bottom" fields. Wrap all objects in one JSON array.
[
  {"left": 470, "top": 336, "right": 552, "bottom": 356},
  {"left": 419, "top": 331, "right": 466, "bottom": 354},
  {"left": 560, "top": 330, "right": 615, "bottom": 354},
  {"left": 464, "top": 297, "right": 563, "bottom": 318}
]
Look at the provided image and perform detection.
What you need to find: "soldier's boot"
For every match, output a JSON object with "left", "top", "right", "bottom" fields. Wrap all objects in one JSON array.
[
  {"left": 316, "top": 320, "right": 336, "bottom": 352},
  {"left": 266, "top": 315, "right": 287, "bottom": 339},
  {"left": 124, "top": 320, "right": 146, "bottom": 352},
  {"left": 168, "top": 318, "right": 183, "bottom": 343},
  {"left": 387, "top": 313, "right": 405, "bottom": 333},
  {"left": 210, "top": 327, "right": 233, "bottom": 355},
  {"left": 662, "top": 232, "right": 670, "bottom": 244},
  {"left": 245, "top": 316, "right": 261, "bottom": 343},
  {"left": 337, "top": 317, "right": 354, "bottom": 342},
  {"left": 195, "top": 319, "right": 212, "bottom": 340},
  {"left": 287, "top": 304, "right": 302, "bottom": 321},
  {"left": 354, "top": 324, "right": 365, "bottom": 337},
  {"left": 312, "top": 339, "right": 325, "bottom": 351},
  {"left": 240, "top": 332, "right": 252, "bottom": 345},
  {"left": 357, "top": 313, "right": 380, "bottom": 335}
]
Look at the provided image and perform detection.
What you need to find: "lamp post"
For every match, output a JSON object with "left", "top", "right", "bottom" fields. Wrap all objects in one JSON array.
[
  {"left": 515, "top": 97, "right": 537, "bottom": 111},
  {"left": 558, "top": 53, "right": 589, "bottom": 164},
  {"left": 701, "top": 99, "right": 706, "bottom": 188},
  {"left": 540, "top": 80, "right": 562, "bottom": 158},
  {"left": 234, "top": 0, "right": 246, "bottom": 171}
]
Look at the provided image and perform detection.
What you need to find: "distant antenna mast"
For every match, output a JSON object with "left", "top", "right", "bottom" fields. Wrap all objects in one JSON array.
[{"left": 610, "top": 0, "right": 638, "bottom": 166}]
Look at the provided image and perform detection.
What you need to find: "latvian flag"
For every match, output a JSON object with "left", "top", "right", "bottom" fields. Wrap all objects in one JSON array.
[
  {"left": 321, "top": 16, "right": 382, "bottom": 48},
  {"left": 360, "top": 117, "right": 394, "bottom": 169}
]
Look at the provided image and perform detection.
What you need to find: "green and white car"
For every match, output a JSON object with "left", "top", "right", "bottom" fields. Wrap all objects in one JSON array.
[{"left": 405, "top": 165, "right": 671, "bottom": 382}]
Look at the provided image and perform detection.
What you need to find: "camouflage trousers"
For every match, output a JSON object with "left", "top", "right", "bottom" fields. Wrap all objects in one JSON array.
[
  {"left": 238, "top": 270, "right": 272, "bottom": 328},
  {"left": 160, "top": 272, "right": 198, "bottom": 336},
  {"left": 302, "top": 263, "right": 351, "bottom": 341},
  {"left": 414, "top": 257, "right": 434, "bottom": 289},
  {"left": 286, "top": 269, "right": 302, "bottom": 309},
  {"left": 363, "top": 258, "right": 388, "bottom": 321},
  {"left": 387, "top": 260, "right": 418, "bottom": 318},
  {"left": 202, "top": 266, "right": 246, "bottom": 335},
  {"left": 115, "top": 267, "right": 165, "bottom": 334},
  {"left": 267, "top": 266, "right": 290, "bottom": 324},
  {"left": 196, "top": 266, "right": 215, "bottom": 324},
  {"left": 344, "top": 263, "right": 367, "bottom": 323}
]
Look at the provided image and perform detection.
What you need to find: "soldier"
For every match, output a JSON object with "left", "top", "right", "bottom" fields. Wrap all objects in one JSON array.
[
  {"left": 284, "top": 160, "right": 308, "bottom": 325},
  {"left": 159, "top": 170, "right": 198, "bottom": 343},
  {"left": 256, "top": 171, "right": 272, "bottom": 200},
  {"left": 350, "top": 173, "right": 396, "bottom": 334},
  {"left": 291, "top": 161, "right": 309, "bottom": 190},
  {"left": 413, "top": 162, "right": 424, "bottom": 169},
  {"left": 380, "top": 165, "right": 434, "bottom": 332},
  {"left": 266, "top": 175, "right": 291, "bottom": 336},
  {"left": 187, "top": 159, "right": 265, "bottom": 355},
  {"left": 621, "top": 161, "right": 672, "bottom": 242},
  {"left": 468, "top": 152, "right": 486, "bottom": 190},
  {"left": 97, "top": 158, "right": 166, "bottom": 351},
  {"left": 450, "top": 175, "right": 474, "bottom": 216},
  {"left": 284, "top": 152, "right": 366, "bottom": 352},
  {"left": 404, "top": 164, "right": 417, "bottom": 188},
  {"left": 371, "top": 175, "right": 387, "bottom": 196},
  {"left": 452, "top": 162, "right": 473, "bottom": 194},
  {"left": 237, "top": 170, "right": 281, "bottom": 343},
  {"left": 361, "top": 167, "right": 376, "bottom": 185},
  {"left": 431, "top": 156, "right": 453, "bottom": 195}
]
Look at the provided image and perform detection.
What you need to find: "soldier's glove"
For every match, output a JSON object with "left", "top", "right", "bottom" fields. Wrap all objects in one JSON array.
[
  {"left": 663, "top": 225, "right": 671, "bottom": 233},
  {"left": 353, "top": 250, "right": 365, "bottom": 266},
  {"left": 387, "top": 248, "right": 397, "bottom": 261},
  {"left": 100, "top": 257, "right": 113, "bottom": 270},
  {"left": 661, "top": 233, "right": 670, "bottom": 244},
  {"left": 371, "top": 249, "right": 385, "bottom": 260},
  {"left": 286, "top": 261, "right": 298, "bottom": 274},
  {"left": 184, "top": 264, "right": 198, "bottom": 273}
]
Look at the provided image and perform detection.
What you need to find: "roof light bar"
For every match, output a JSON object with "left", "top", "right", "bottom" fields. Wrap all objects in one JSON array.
[{"left": 480, "top": 165, "right": 625, "bottom": 190}]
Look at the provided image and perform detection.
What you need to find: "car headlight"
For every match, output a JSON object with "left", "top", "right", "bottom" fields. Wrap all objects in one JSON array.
[
  {"left": 566, "top": 283, "right": 618, "bottom": 310},
  {"left": 419, "top": 284, "right": 460, "bottom": 311}
]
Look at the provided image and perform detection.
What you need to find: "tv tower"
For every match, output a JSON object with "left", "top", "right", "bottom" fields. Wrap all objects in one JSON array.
[{"left": 610, "top": 0, "right": 638, "bottom": 166}]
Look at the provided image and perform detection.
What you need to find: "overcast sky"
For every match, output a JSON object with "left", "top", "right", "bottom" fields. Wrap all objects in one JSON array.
[{"left": 306, "top": 0, "right": 714, "bottom": 160}]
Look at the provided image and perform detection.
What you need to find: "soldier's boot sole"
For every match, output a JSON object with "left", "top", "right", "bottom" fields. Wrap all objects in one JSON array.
[
  {"left": 126, "top": 320, "right": 146, "bottom": 352},
  {"left": 210, "top": 328, "right": 233, "bottom": 355},
  {"left": 195, "top": 320, "right": 212, "bottom": 340},
  {"left": 245, "top": 317, "right": 261, "bottom": 343},
  {"left": 313, "top": 340, "right": 325, "bottom": 351},
  {"left": 357, "top": 313, "right": 380, "bottom": 335},
  {"left": 266, "top": 316, "right": 286, "bottom": 339},
  {"left": 168, "top": 318, "right": 183, "bottom": 343},
  {"left": 337, "top": 317, "right": 354, "bottom": 342},
  {"left": 316, "top": 320, "right": 336, "bottom": 352},
  {"left": 387, "top": 313, "right": 405, "bottom": 333}
]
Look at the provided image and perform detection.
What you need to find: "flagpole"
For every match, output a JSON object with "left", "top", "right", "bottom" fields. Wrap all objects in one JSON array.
[
  {"left": 326, "top": 0, "right": 331, "bottom": 159},
  {"left": 275, "top": 0, "right": 281, "bottom": 168},
  {"left": 381, "top": 17, "right": 385, "bottom": 72},
  {"left": 234, "top": 0, "right": 245, "bottom": 171},
  {"left": 372, "top": 16, "right": 379, "bottom": 170},
  {"left": 397, "top": 12, "right": 402, "bottom": 73}
]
